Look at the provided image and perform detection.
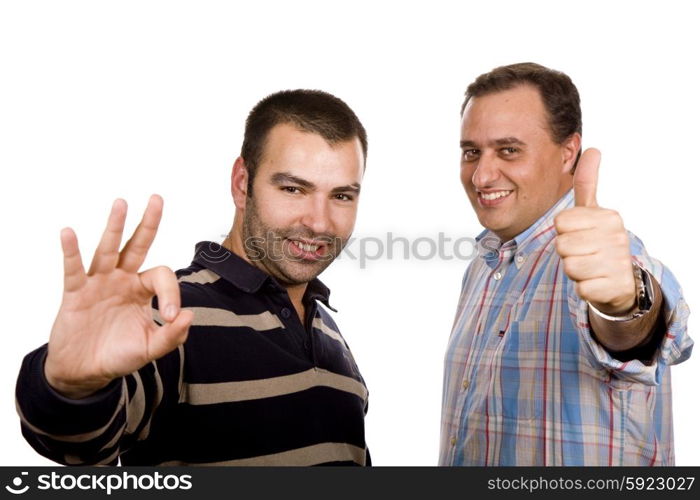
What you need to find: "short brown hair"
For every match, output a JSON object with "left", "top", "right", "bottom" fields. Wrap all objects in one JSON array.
[
  {"left": 462, "top": 62, "right": 582, "bottom": 149},
  {"left": 241, "top": 89, "right": 368, "bottom": 192}
]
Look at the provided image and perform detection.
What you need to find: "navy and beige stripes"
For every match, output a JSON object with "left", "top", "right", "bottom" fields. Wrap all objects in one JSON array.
[{"left": 16, "top": 242, "right": 369, "bottom": 466}]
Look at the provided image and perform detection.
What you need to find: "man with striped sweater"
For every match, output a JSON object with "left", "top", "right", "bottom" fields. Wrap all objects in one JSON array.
[
  {"left": 16, "top": 90, "right": 371, "bottom": 466},
  {"left": 440, "top": 63, "right": 692, "bottom": 465}
]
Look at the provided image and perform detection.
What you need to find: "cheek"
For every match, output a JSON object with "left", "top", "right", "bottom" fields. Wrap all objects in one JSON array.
[
  {"left": 460, "top": 166, "right": 475, "bottom": 190},
  {"left": 330, "top": 206, "right": 358, "bottom": 237},
  {"left": 254, "top": 194, "right": 298, "bottom": 227},
  {"left": 507, "top": 165, "right": 537, "bottom": 193}
]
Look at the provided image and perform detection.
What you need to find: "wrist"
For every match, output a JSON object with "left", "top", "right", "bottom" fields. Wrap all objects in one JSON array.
[
  {"left": 588, "top": 263, "right": 654, "bottom": 322},
  {"left": 589, "top": 296, "right": 636, "bottom": 317},
  {"left": 588, "top": 300, "right": 640, "bottom": 322},
  {"left": 44, "top": 362, "right": 111, "bottom": 400}
]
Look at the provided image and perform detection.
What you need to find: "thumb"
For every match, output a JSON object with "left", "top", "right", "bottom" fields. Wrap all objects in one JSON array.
[
  {"left": 573, "top": 148, "right": 601, "bottom": 207},
  {"left": 147, "top": 309, "right": 193, "bottom": 361}
]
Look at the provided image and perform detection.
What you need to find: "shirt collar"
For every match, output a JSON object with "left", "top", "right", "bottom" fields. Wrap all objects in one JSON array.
[
  {"left": 476, "top": 190, "right": 574, "bottom": 269},
  {"left": 191, "top": 241, "right": 335, "bottom": 310}
]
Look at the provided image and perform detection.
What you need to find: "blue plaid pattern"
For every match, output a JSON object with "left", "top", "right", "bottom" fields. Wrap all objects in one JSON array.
[{"left": 439, "top": 191, "right": 693, "bottom": 465}]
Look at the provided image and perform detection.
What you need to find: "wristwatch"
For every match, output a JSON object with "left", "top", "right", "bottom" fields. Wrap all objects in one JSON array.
[{"left": 587, "top": 262, "right": 654, "bottom": 322}]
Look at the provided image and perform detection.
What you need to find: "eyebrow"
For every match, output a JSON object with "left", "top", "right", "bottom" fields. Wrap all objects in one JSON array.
[
  {"left": 331, "top": 183, "right": 361, "bottom": 195},
  {"left": 270, "top": 172, "right": 361, "bottom": 194},
  {"left": 493, "top": 137, "right": 526, "bottom": 147},
  {"left": 460, "top": 137, "right": 526, "bottom": 148},
  {"left": 270, "top": 172, "right": 315, "bottom": 189}
]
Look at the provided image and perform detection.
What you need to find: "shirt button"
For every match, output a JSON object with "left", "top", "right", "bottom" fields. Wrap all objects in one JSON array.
[
  {"left": 450, "top": 437, "right": 457, "bottom": 447},
  {"left": 493, "top": 272, "right": 502, "bottom": 280},
  {"left": 280, "top": 308, "right": 291, "bottom": 319},
  {"left": 516, "top": 255, "right": 524, "bottom": 264},
  {"left": 462, "top": 379, "right": 470, "bottom": 390}
]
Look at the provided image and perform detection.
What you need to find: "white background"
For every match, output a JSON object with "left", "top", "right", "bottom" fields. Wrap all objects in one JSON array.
[{"left": 1, "top": 0, "right": 698, "bottom": 466}]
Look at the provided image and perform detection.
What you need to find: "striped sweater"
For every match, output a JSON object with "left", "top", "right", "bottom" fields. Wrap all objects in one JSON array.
[{"left": 16, "top": 242, "right": 370, "bottom": 466}]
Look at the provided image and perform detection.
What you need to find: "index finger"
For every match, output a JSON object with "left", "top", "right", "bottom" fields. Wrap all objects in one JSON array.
[{"left": 117, "top": 194, "right": 164, "bottom": 273}]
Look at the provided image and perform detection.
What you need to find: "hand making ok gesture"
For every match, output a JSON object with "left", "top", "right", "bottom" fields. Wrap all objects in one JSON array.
[{"left": 44, "top": 195, "right": 193, "bottom": 399}]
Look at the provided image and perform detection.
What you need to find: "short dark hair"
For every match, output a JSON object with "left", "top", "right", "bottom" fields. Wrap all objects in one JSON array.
[
  {"left": 462, "top": 62, "right": 582, "bottom": 150},
  {"left": 241, "top": 89, "right": 368, "bottom": 192}
]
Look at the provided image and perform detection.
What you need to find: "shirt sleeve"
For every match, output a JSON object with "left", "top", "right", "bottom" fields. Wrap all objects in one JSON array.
[
  {"left": 569, "top": 231, "right": 693, "bottom": 386},
  {"left": 15, "top": 341, "right": 183, "bottom": 465}
]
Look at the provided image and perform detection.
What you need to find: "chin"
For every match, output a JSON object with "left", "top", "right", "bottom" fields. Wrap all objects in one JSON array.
[
  {"left": 477, "top": 214, "right": 501, "bottom": 231},
  {"left": 277, "top": 262, "right": 328, "bottom": 285}
]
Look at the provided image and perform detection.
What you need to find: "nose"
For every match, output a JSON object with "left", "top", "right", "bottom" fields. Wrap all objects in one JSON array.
[
  {"left": 470, "top": 153, "right": 501, "bottom": 189},
  {"left": 300, "top": 195, "right": 333, "bottom": 236}
]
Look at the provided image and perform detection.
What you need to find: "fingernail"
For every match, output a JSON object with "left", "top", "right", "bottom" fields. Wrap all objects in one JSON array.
[{"left": 165, "top": 305, "right": 177, "bottom": 321}]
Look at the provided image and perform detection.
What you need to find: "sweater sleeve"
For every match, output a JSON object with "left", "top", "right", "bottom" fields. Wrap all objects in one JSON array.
[{"left": 15, "top": 338, "right": 183, "bottom": 465}]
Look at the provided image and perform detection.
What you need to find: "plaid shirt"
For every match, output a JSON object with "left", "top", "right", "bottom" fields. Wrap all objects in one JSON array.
[{"left": 439, "top": 191, "right": 693, "bottom": 465}]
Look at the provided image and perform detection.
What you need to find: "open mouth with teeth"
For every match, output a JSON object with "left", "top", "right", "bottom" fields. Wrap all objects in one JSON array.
[
  {"left": 286, "top": 239, "right": 328, "bottom": 261},
  {"left": 477, "top": 189, "right": 513, "bottom": 206}
]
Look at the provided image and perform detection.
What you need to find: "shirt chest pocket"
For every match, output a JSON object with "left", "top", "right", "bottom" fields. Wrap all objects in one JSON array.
[{"left": 497, "top": 320, "right": 546, "bottom": 420}]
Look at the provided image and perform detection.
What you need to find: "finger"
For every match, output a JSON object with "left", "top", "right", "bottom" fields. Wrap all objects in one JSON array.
[
  {"left": 139, "top": 266, "right": 181, "bottom": 322},
  {"left": 575, "top": 277, "right": 624, "bottom": 306},
  {"left": 60, "top": 227, "right": 87, "bottom": 292},
  {"left": 146, "top": 309, "right": 193, "bottom": 362},
  {"left": 88, "top": 199, "right": 128, "bottom": 275},
  {"left": 562, "top": 255, "right": 607, "bottom": 283},
  {"left": 117, "top": 194, "right": 164, "bottom": 273},
  {"left": 554, "top": 207, "right": 598, "bottom": 234},
  {"left": 555, "top": 208, "right": 626, "bottom": 237},
  {"left": 555, "top": 230, "right": 601, "bottom": 257},
  {"left": 573, "top": 148, "right": 601, "bottom": 208}
]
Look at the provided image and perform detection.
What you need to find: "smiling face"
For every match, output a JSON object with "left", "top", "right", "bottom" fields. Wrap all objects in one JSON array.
[
  {"left": 460, "top": 84, "right": 579, "bottom": 242},
  {"left": 236, "top": 122, "right": 364, "bottom": 286}
]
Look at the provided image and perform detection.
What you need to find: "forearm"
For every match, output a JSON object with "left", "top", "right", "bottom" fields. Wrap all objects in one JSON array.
[
  {"left": 16, "top": 344, "right": 182, "bottom": 465},
  {"left": 16, "top": 345, "right": 126, "bottom": 464}
]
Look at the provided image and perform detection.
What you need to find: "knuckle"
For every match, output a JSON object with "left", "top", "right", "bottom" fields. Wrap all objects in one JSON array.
[
  {"left": 619, "top": 257, "right": 633, "bottom": 272},
  {"left": 553, "top": 214, "right": 566, "bottom": 232},
  {"left": 605, "top": 209, "right": 625, "bottom": 227},
  {"left": 618, "top": 232, "right": 630, "bottom": 247},
  {"left": 554, "top": 235, "right": 564, "bottom": 253},
  {"left": 609, "top": 232, "right": 628, "bottom": 250},
  {"left": 154, "top": 265, "right": 174, "bottom": 275},
  {"left": 563, "top": 257, "right": 576, "bottom": 276}
]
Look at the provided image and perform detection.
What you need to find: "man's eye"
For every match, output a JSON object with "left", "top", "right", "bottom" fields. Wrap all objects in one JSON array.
[
  {"left": 282, "top": 186, "right": 301, "bottom": 194},
  {"left": 334, "top": 193, "right": 354, "bottom": 202},
  {"left": 501, "top": 147, "right": 518, "bottom": 155},
  {"left": 462, "top": 149, "right": 479, "bottom": 161}
]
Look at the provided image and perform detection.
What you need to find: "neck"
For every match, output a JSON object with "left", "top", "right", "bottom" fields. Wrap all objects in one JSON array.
[
  {"left": 222, "top": 215, "right": 308, "bottom": 321},
  {"left": 221, "top": 215, "right": 248, "bottom": 262},
  {"left": 285, "top": 285, "right": 307, "bottom": 321}
]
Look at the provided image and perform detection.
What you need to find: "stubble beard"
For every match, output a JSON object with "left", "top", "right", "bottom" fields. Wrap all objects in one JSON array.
[{"left": 241, "top": 194, "right": 347, "bottom": 286}]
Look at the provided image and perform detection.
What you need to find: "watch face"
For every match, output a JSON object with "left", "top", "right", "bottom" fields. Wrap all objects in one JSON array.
[{"left": 634, "top": 264, "right": 652, "bottom": 311}]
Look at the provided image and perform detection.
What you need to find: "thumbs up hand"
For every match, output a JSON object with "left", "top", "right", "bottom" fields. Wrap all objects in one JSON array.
[{"left": 554, "top": 148, "right": 637, "bottom": 316}]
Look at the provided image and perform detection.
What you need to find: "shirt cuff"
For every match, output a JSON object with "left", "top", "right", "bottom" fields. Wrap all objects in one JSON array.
[{"left": 573, "top": 297, "right": 662, "bottom": 385}]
